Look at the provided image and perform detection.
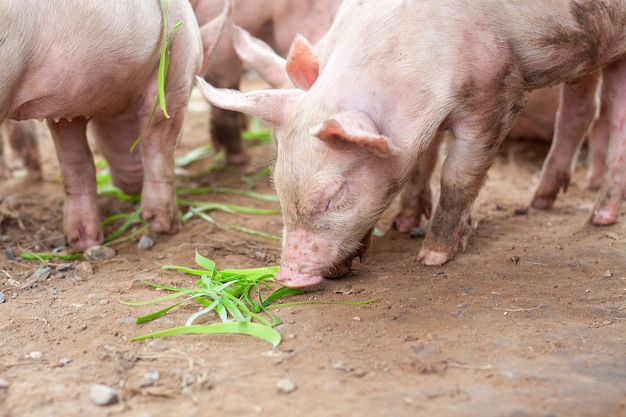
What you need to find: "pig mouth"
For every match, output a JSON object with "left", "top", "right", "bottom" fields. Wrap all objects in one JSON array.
[
  {"left": 323, "top": 228, "right": 373, "bottom": 279},
  {"left": 275, "top": 228, "right": 374, "bottom": 288}
]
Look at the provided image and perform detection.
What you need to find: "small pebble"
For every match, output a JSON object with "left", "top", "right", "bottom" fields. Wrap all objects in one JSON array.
[
  {"left": 29, "top": 267, "right": 51, "bottom": 282},
  {"left": 59, "top": 358, "right": 71, "bottom": 366},
  {"left": 603, "top": 270, "right": 613, "bottom": 278},
  {"left": 75, "top": 262, "right": 94, "bottom": 275},
  {"left": 0, "top": 377, "right": 9, "bottom": 388},
  {"left": 55, "top": 263, "right": 74, "bottom": 272},
  {"left": 29, "top": 351, "right": 43, "bottom": 360},
  {"left": 137, "top": 235, "right": 155, "bottom": 251},
  {"left": 5, "top": 248, "right": 15, "bottom": 260},
  {"left": 139, "top": 369, "right": 160, "bottom": 388},
  {"left": 409, "top": 227, "right": 426, "bottom": 238},
  {"left": 513, "top": 207, "right": 529, "bottom": 216},
  {"left": 276, "top": 378, "right": 296, "bottom": 394},
  {"left": 51, "top": 288, "right": 57, "bottom": 296},
  {"left": 6, "top": 278, "right": 20, "bottom": 287},
  {"left": 90, "top": 384, "right": 120, "bottom": 406},
  {"left": 352, "top": 316, "right": 362, "bottom": 322},
  {"left": 84, "top": 246, "right": 116, "bottom": 261},
  {"left": 0, "top": 292, "right": 5, "bottom": 303}
]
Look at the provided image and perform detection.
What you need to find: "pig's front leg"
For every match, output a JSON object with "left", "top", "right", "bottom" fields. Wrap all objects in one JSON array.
[
  {"left": 47, "top": 118, "right": 102, "bottom": 250},
  {"left": 417, "top": 107, "right": 516, "bottom": 266},
  {"left": 392, "top": 133, "right": 442, "bottom": 232},
  {"left": 590, "top": 59, "right": 626, "bottom": 225},
  {"left": 204, "top": 32, "right": 250, "bottom": 166},
  {"left": 210, "top": 104, "right": 249, "bottom": 165},
  {"left": 531, "top": 72, "right": 601, "bottom": 209}
]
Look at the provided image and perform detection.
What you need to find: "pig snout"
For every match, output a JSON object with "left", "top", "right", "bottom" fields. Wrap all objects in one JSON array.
[{"left": 275, "top": 229, "right": 372, "bottom": 288}]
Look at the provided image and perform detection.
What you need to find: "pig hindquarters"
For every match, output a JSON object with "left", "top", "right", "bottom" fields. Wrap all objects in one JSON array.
[
  {"left": 197, "top": 0, "right": 626, "bottom": 288},
  {"left": 190, "top": 0, "right": 342, "bottom": 165},
  {"left": 1, "top": 0, "right": 219, "bottom": 251}
]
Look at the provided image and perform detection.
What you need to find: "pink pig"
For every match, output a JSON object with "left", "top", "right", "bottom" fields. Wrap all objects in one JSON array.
[
  {"left": 1, "top": 0, "right": 229, "bottom": 251},
  {"left": 197, "top": 0, "right": 626, "bottom": 288},
  {"left": 190, "top": 0, "right": 343, "bottom": 165}
]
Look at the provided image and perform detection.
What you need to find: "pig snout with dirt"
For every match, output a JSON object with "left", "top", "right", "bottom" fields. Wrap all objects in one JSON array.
[
  {"left": 1, "top": 0, "right": 228, "bottom": 251},
  {"left": 196, "top": 0, "right": 626, "bottom": 288},
  {"left": 0, "top": 120, "right": 41, "bottom": 179},
  {"left": 190, "top": 0, "right": 342, "bottom": 166}
]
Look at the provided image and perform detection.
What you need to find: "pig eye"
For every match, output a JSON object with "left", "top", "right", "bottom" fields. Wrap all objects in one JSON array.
[{"left": 319, "top": 182, "right": 347, "bottom": 213}]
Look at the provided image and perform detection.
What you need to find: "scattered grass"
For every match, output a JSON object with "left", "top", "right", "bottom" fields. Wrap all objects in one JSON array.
[{"left": 120, "top": 252, "right": 375, "bottom": 346}]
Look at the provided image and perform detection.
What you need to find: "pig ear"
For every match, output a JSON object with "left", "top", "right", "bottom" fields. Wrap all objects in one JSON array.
[
  {"left": 232, "top": 25, "right": 288, "bottom": 88},
  {"left": 310, "top": 111, "right": 397, "bottom": 158},
  {"left": 286, "top": 35, "right": 320, "bottom": 91},
  {"left": 198, "top": 0, "right": 232, "bottom": 74},
  {"left": 195, "top": 76, "right": 304, "bottom": 126}
]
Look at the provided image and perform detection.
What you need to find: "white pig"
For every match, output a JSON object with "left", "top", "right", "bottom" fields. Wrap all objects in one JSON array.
[
  {"left": 1, "top": 0, "right": 228, "bottom": 251},
  {"left": 196, "top": 0, "right": 626, "bottom": 287}
]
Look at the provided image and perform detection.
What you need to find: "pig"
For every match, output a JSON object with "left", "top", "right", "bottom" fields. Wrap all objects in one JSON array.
[
  {"left": 0, "top": 120, "right": 41, "bottom": 179},
  {"left": 196, "top": 0, "right": 626, "bottom": 288},
  {"left": 228, "top": 27, "right": 603, "bottom": 234},
  {"left": 1, "top": 0, "right": 229, "bottom": 251},
  {"left": 190, "top": 0, "right": 343, "bottom": 165}
]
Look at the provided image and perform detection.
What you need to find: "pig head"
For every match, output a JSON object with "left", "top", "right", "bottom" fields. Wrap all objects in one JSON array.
[{"left": 196, "top": 34, "right": 410, "bottom": 287}]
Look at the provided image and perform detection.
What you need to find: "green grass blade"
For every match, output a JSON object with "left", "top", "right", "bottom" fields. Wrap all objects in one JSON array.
[
  {"left": 128, "top": 322, "right": 282, "bottom": 347},
  {"left": 20, "top": 252, "right": 83, "bottom": 261},
  {"left": 194, "top": 251, "right": 216, "bottom": 272},
  {"left": 136, "top": 301, "right": 185, "bottom": 324}
]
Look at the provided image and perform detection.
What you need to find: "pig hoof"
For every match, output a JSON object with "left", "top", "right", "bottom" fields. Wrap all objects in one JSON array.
[
  {"left": 225, "top": 151, "right": 251, "bottom": 166},
  {"left": 67, "top": 234, "right": 102, "bottom": 252},
  {"left": 530, "top": 194, "right": 556, "bottom": 210},
  {"left": 590, "top": 209, "right": 618, "bottom": 226},
  {"left": 392, "top": 213, "right": 420, "bottom": 233},
  {"left": 417, "top": 248, "right": 450, "bottom": 266}
]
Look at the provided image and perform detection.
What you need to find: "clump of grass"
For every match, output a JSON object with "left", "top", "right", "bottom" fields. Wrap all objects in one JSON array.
[{"left": 120, "top": 252, "right": 375, "bottom": 346}]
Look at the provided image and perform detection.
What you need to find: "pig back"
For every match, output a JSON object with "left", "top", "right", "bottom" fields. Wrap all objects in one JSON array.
[{"left": 4, "top": 0, "right": 195, "bottom": 121}]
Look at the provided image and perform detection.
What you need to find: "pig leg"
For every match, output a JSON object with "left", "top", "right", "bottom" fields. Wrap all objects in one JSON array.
[
  {"left": 47, "top": 118, "right": 102, "bottom": 250},
  {"left": 90, "top": 118, "right": 143, "bottom": 195},
  {"left": 205, "top": 27, "right": 250, "bottom": 166},
  {"left": 392, "top": 133, "right": 442, "bottom": 232},
  {"left": 585, "top": 95, "right": 609, "bottom": 190},
  {"left": 417, "top": 103, "right": 519, "bottom": 266},
  {"left": 210, "top": 104, "right": 249, "bottom": 165},
  {"left": 7, "top": 120, "right": 42, "bottom": 179},
  {"left": 531, "top": 72, "right": 601, "bottom": 209},
  {"left": 590, "top": 59, "right": 626, "bottom": 225},
  {"left": 0, "top": 124, "right": 7, "bottom": 178}
]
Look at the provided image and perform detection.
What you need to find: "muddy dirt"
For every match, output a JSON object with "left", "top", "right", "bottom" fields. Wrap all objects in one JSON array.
[{"left": 1, "top": 84, "right": 625, "bottom": 417}]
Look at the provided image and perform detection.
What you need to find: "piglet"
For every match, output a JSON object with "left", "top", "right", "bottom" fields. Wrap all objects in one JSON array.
[
  {"left": 1, "top": 0, "right": 229, "bottom": 251},
  {"left": 197, "top": 0, "right": 626, "bottom": 288}
]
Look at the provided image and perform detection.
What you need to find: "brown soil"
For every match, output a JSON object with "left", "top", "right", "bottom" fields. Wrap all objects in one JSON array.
[{"left": 1, "top": 87, "right": 625, "bottom": 417}]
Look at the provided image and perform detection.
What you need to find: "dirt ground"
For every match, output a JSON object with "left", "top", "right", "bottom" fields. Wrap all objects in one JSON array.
[{"left": 1, "top": 85, "right": 625, "bottom": 417}]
